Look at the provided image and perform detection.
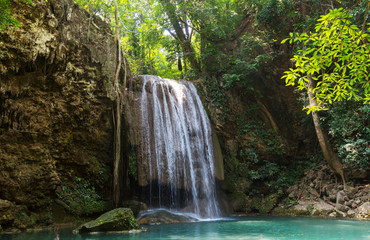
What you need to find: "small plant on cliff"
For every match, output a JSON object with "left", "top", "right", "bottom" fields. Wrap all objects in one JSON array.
[
  {"left": 128, "top": 152, "right": 138, "bottom": 181},
  {"left": 57, "top": 177, "right": 107, "bottom": 216},
  {"left": 0, "top": 0, "right": 34, "bottom": 30}
]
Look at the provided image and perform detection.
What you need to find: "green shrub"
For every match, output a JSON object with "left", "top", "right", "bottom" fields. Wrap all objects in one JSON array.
[
  {"left": 325, "top": 102, "right": 370, "bottom": 170},
  {"left": 57, "top": 177, "right": 107, "bottom": 216}
]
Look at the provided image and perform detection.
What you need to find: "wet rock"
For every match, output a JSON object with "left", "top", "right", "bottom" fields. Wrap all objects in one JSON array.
[
  {"left": 137, "top": 209, "right": 197, "bottom": 225},
  {"left": 74, "top": 208, "right": 140, "bottom": 233}
]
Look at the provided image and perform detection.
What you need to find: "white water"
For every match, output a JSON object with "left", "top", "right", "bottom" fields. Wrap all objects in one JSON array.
[{"left": 140, "top": 75, "right": 220, "bottom": 219}]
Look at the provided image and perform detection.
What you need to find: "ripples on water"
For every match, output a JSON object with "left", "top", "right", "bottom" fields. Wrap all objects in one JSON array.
[{"left": 0, "top": 217, "right": 369, "bottom": 240}]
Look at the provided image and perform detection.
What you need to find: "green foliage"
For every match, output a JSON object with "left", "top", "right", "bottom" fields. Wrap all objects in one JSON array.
[
  {"left": 282, "top": 8, "right": 370, "bottom": 112},
  {"left": 234, "top": 108, "right": 286, "bottom": 157},
  {"left": 324, "top": 102, "right": 370, "bottom": 169},
  {"left": 339, "top": 139, "right": 369, "bottom": 169},
  {"left": 257, "top": 0, "right": 296, "bottom": 35},
  {"left": 0, "top": 0, "right": 18, "bottom": 30},
  {"left": 56, "top": 177, "right": 107, "bottom": 216},
  {"left": 0, "top": 0, "right": 34, "bottom": 30}
]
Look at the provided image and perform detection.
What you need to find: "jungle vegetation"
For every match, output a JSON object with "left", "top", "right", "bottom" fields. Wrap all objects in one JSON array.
[{"left": 2, "top": 0, "right": 369, "bottom": 190}]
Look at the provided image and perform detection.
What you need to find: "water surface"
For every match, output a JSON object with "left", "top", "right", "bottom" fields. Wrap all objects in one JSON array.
[{"left": 1, "top": 216, "right": 369, "bottom": 240}]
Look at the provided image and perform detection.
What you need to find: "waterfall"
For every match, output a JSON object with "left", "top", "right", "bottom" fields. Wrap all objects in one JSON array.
[{"left": 139, "top": 75, "right": 220, "bottom": 219}]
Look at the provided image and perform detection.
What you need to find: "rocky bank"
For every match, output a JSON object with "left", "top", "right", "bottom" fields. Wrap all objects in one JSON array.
[{"left": 275, "top": 165, "right": 370, "bottom": 220}]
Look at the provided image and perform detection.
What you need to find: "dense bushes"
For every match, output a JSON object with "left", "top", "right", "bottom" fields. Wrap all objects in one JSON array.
[
  {"left": 325, "top": 102, "right": 370, "bottom": 170},
  {"left": 56, "top": 177, "right": 108, "bottom": 216}
]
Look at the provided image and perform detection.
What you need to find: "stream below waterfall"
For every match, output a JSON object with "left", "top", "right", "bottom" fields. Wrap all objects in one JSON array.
[{"left": 1, "top": 217, "right": 369, "bottom": 240}]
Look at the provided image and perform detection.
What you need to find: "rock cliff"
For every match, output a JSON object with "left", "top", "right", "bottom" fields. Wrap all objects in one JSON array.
[{"left": 0, "top": 0, "right": 128, "bottom": 230}]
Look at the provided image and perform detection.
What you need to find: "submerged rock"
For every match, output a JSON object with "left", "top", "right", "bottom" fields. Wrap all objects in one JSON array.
[
  {"left": 137, "top": 209, "right": 197, "bottom": 225},
  {"left": 74, "top": 208, "right": 140, "bottom": 233}
]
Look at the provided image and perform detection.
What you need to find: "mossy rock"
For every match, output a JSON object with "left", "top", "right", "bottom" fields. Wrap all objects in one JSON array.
[
  {"left": 230, "top": 192, "right": 250, "bottom": 212},
  {"left": 74, "top": 208, "right": 140, "bottom": 233},
  {"left": 250, "top": 194, "right": 280, "bottom": 214},
  {"left": 271, "top": 206, "right": 291, "bottom": 215}
]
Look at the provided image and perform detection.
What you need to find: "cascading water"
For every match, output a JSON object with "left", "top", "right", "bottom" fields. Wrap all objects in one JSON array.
[{"left": 139, "top": 75, "right": 220, "bottom": 219}]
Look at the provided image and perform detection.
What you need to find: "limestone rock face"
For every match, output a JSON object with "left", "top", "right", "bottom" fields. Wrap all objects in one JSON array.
[
  {"left": 0, "top": 0, "right": 129, "bottom": 229},
  {"left": 75, "top": 208, "right": 140, "bottom": 233}
]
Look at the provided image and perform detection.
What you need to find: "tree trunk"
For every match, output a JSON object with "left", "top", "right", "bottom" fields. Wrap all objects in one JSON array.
[
  {"left": 159, "top": 0, "right": 201, "bottom": 72},
  {"left": 307, "top": 76, "right": 346, "bottom": 187},
  {"left": 149, "top": 46, "right": 154, "bottom": 75},
  {"left": 113, "top": 0, "right": 122, "bottom": 208}
]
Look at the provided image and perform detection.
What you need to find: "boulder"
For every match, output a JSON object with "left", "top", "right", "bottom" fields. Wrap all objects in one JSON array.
[
  {"left": 347, "top": 210, "right": 356, "bottom": 217},
  {"left": 137, "top": 209, "right": 197, "bottom": 225},
  {"left": 292, "top": 200, "right": 315, "bottom": 215},
  {"left": 357, "top": 202, "right": 370, "bottom": 219},
  {"left": 74, "top": 208, "right": 140, "bottom": 233},
  {"left": 312, "top": 200, "right": 334, "bottom": 215},
  {"left": 336, "top": 203, "right": 349, "bottom": 212},
  {"left": 250, "top": 194, "right": 280, "bottom": 214},
  {"left": 0, "top": 201, "right": 38, "bottom": 229},
  {"left": 336, "top": 190, "right": 347, "bottom": 204},
  {"left": 287, "top": 185, "right": 299, "bottom": 199},
  {"left": 329, "top": 212, "right": 336, "bottom": 218},
  {"left": 324, "top": 184, "right": 337, "bottom": 202}
]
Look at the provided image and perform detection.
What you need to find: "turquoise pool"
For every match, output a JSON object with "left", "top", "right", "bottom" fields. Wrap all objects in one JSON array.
[{"left": 1, "top": 216, "right": 369, "bottom": 240}]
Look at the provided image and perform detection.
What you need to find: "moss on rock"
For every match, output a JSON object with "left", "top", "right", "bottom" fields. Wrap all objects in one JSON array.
[
  {"left": 250, "top": 194, "right": 280, "bottom": 214},
  {"left": 75, "top": 208, "right": 140, "bottom": 233}
]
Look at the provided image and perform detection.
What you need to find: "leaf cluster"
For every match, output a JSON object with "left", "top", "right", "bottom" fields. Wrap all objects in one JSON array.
[{"left": 282, "top": 8, "right": 370, "bottom": 112}]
